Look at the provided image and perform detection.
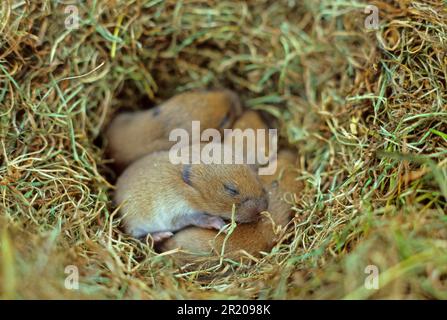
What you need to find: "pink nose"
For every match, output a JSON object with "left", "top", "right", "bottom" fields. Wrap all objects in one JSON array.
[
  {"left": 242, "top": 197, "right": 268, "bottom": 221},
  {"left": 254, "top": 197, "right": 268, "bottom": 214}
]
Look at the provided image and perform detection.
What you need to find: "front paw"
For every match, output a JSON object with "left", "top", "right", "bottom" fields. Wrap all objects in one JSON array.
[
  {"left": 193, "top": 214, "right": 226, "bottom": 231},
  {"left": 150, "top": 231, "right": 174, "bottom": 243},
  {"left": 207, "top": 216, "right": 227, "bottom": 230}
]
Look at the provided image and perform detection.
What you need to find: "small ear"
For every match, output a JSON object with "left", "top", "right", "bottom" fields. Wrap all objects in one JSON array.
[
  {"left": 218, "top": 111, "right": 231, "bottom": 129},
  {"left": 182, "top": 164, "right": 192, "bottom": 186}
]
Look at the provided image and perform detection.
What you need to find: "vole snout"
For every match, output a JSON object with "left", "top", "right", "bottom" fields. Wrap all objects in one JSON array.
[{"left": 236, "top": 195, "right": 269, "bottom": 222}]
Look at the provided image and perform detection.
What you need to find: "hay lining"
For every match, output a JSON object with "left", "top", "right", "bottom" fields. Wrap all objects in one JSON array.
[{"left": 1, "top": 0, "right": 446, "bottom": 299}]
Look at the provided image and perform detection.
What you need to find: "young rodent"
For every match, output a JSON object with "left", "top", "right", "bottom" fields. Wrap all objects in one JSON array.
[
  {"left": 228, "top": 110, "right": 271, "bottom": 167},
  {"left": 160, "top": 150, "right": 299, "bottom": 267},
  {"left": 233, "top": 110, "right": 268, "bottom": 132},
  {"left": 106, "top": 89, "right": 242, "bottom": 171},
  {"left": 114, "top": 143, "right": 268, "bottom": 242}
]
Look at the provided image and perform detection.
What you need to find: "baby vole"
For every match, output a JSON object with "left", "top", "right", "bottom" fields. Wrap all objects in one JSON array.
[
  {"left": 106, "top": 89, "right": 241, "bottom": 171},
  {"left": 160, "top": 150, "right": 299, "bottom": 267},
  {"left": 114, "top": 143, "right": 268, "bottom": 242},
  {"left": 232, "top": 110, "right": 268, "bottom": 132},
  {"left": 228, "top": 110, "right": 271, "bottom": 166}
]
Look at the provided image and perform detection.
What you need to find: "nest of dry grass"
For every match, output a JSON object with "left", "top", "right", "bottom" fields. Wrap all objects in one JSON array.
[{"left": 0, "top": 0, "right": 446, "bottom": 299}]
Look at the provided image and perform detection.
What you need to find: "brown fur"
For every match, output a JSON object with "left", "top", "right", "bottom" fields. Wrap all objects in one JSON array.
[
  {"left": 114, "top": 143, "right": 268, "bottom": 238},
  {"left": 106, "top": 89, "right": 242, "bottom": 171},
  {"left": 184, "top": 161, "right": 268, "bottom": 223},
  {"left": 232, "top": 110, "right": 268, "bottom": 131},
  {"left": 224, "top": 110, "right": 271, "bottom": 168},
  {"left": 160, "top": 150, "right": 300, "bottom": 267}
]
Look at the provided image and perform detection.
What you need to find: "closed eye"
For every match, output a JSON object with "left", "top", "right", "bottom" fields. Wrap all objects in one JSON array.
[{"left": 223, "top": 183, "right": 239, "bottom": 196}]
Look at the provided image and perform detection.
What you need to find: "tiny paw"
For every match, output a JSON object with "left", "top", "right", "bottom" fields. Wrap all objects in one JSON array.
[
  {"left": 151, "top": 231, "right": 174, "bottom": 243},
  {"left": 194, "top": 214, "right": 227, "bottom": 231},
  {"left": 207, "top": 216, "right": 227, "bottom": 231}
]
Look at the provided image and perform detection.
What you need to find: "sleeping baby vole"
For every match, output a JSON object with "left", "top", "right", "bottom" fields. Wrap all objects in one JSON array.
[
  {"left": 160, "top": 150, "right": 299, "bottom": 267},
  {"left": 106, "top": 89, "right": 242, "bottom": 171},
  {"left": 114, "top": 143, "right": 268, "bottom": 242},
  {"left": 228, "top": 109, "right": 271, "bottom": 167}
]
